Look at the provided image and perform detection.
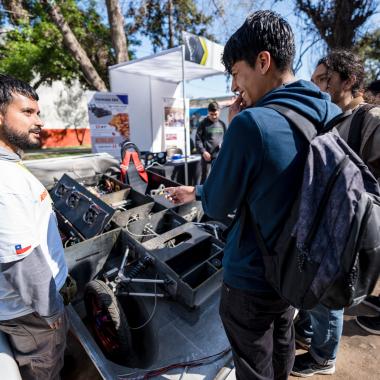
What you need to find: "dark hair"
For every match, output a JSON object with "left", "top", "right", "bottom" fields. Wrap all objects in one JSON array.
[
  {"left": 325, "top": 50, "right": 365, "bottom": 96},
  {"left": 0, "top": 74, "right": 38, "bottom": 113},
  {"left": 222, "top": 10, "right": 295, "bottom": 74},
  {"left": 367, "top": 79, "right": 380, "bottom": 95},
  {"left": 316, "top": 56, "right": 328, "bottom": 67},
  {"left": 208, "top": 101, "right": 219, "bottom": 112}
]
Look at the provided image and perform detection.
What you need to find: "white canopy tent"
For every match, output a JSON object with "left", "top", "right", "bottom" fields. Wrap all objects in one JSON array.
[
  {"left": 108, "top": 39, "right": 225, "bottom": 184},
  {"left": 109, "top": 46, "right": 223, "bottom": 83}
]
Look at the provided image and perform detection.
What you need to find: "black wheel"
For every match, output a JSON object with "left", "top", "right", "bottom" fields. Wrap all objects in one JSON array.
[{"left": 84, "top": 280, "right": 135, "bottom": 364}]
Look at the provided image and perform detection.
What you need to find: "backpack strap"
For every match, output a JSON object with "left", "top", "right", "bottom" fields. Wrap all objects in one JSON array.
[
  {"left": 347, "top": 104, "right": 376, "bottom": 155},
  {"left": 265, "top": 104, "right": 317, "bottom": 142},
  {"left": 249, "top": 104, "right": 319, "bottom": 256}
]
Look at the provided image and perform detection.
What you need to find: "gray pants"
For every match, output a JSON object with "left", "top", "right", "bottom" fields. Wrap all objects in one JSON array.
[{"left": 0, "top": 311, "right": 69, "bottom": 380}]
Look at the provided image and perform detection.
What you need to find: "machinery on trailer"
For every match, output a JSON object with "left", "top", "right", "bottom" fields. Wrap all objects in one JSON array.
[{"left": 25, "top": 153, "right": 232, "bottom": 379}]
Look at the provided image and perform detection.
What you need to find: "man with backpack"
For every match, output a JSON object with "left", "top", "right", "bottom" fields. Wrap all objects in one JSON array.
[
  {"left": 292, "top": 50, "right": 380, "bottom": 376},
  {"left": 166, "top": 11, "right": 341, "bottom": 379}
]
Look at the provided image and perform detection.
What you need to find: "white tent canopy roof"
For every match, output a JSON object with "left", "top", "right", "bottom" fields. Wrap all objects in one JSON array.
[{"left": 108, "top": 47, "right": 225, "bottom": 83}]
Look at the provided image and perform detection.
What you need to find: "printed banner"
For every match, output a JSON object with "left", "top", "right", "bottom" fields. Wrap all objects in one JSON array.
[
  {"left": 163, "top": 97, "right": 189, "bottom": 153},
  {"left": 88, "top": 93, "right": 129, "bottom": 159},
  {"left": 182, "top": 31, "right": 224, "bottom": 72}
]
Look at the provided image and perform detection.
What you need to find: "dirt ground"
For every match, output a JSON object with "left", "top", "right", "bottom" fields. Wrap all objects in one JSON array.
[
  {"left": 62, "top": 283, "right": 380, "bottom": 380},
  {"left": 289, "top": 281, "right": 380, "bottom": 380}
]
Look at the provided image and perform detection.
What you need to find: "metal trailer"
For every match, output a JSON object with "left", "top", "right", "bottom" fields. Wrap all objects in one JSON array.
[{"left": 25, "top": 153, "right": 234, "bottom": 380}]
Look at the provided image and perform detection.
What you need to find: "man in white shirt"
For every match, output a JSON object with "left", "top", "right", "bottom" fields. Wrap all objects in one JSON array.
[{"left": 0, "top": 74, "right": 68, "bottom": 380}]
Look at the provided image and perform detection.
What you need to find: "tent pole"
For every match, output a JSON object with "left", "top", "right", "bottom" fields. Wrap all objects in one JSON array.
[{"left": 181, "top": 44, "right": 189, "bottom": 186}]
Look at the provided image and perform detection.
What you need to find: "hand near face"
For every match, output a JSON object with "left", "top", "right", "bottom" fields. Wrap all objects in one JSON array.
[
  {"left": 228, "top": 94, "right": 245, "bottom": 124},
  {"left": 165, "top": 186, "right": 196, "bottom": 204}
]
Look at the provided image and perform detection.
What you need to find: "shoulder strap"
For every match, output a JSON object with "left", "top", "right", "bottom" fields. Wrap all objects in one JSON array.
[
  {"left": 250, "top": 104, "right": 319, "bottom": 256},
  {"left": 264, "top": 104, "right": 317, "bottom": 142},
  {"left": 347, "top": 104, "right": 376, "bottom": 155}
]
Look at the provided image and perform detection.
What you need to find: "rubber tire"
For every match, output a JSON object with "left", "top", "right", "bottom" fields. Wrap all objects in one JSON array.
[{"left": 84, "top": 279, "right": 135, "bottom": 365}]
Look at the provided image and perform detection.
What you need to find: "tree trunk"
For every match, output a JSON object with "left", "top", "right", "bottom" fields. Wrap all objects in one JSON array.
[
  {"left": 105, "top": 0, "right": 129, "bottom": 63},
  {"left": 42, "top": 0, "right": 108, "bottom": 91},
  {"left": 295, "top": 0, "right": 376, "bottom": 50},
  {"left": 168, "top": 0, "right": 174, "bottom": 49}
]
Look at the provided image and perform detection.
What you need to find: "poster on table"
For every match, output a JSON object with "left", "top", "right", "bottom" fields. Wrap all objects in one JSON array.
[
  {"left": 87, "top": 92, "right": 129, "bottom": 159},
  {"left": 163, "top": 97, "right": 189, "bottom": 154}
]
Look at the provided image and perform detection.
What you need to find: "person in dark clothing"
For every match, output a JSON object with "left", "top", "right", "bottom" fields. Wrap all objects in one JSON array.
[
  {"left": 195, "top": 101, "right": 226, "bottom": 183},
  {"left": 166, "top": 10, "right": 340, "bottom": 380},
  {"left": 293, "top": 50, "right": 380, "bottom": 377}
]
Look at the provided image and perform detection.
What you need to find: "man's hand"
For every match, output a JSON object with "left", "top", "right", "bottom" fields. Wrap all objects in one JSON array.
[
  {"left": 202, "top": 151, "right": 212, "bottom": 162},
  {"left": 165, "top": 186, "right": 196, "bottom": 204},
  {"left": 228, "top": 94, "right": 245, "bottom": 124},
  {"left": 49, "top": 316, "right": 63, "bottom": 330}
]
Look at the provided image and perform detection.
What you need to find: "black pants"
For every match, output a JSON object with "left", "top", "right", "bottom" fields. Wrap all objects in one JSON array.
[
  {"left": 200, "top": 157, "right": 212, "bottom": 184},
  {"left": 219, "top": 283, "right": 295, "bottom": 380}
]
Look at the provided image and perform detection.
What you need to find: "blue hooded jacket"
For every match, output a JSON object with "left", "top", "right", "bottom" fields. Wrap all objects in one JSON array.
[{"left": 197, "top": 80, "right": 341, "bottom": 292}]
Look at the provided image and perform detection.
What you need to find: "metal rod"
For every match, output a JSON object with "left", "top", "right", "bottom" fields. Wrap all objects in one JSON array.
[
  {"left": 118, "top": 273, "right": 165, "bottom": 284},
  {"left": 182, "top": 44, "right": 189, "bottom": 185},
  {"left": 118, "top": 292, "right": 165, "bottom": 298},
  {"left": 118, "top": 247, "right": 130, "bottom": 278}
]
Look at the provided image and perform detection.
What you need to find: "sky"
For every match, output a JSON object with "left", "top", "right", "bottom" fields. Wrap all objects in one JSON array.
[{"left": 125, "top": 0, "right": 379, "bottom": 99}]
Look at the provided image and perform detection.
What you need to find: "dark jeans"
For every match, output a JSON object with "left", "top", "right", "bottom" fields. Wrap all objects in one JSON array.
[
  {"left": 0, "top": 310, "right": 69, "bottom": 380},
  {"left": 219, "top": 283, "right": 295, "bottom": 380},
  {"left": 200, "top": 157, "right": 212, "bottom": 184}
]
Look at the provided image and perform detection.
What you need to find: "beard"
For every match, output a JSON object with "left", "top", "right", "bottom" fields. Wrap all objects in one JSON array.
[{"left": 2, "top": 123, "right": 42, "bottom": 150}]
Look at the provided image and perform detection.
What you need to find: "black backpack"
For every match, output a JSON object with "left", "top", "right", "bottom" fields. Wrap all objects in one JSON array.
[{"left": 251, "top": 104, "right": 380, "bottom": 310}]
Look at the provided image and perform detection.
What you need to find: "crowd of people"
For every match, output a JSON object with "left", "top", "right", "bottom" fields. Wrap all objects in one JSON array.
[
  {"left": 167, "top": 10, "right": 380, "bottom": 380},
  {"left": 0, "top": 9, "right": 378, "bottom": 380}
]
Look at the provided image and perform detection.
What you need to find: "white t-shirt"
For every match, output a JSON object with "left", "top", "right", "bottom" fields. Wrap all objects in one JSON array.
[{"left": 0, "top": 160, "right": 68, "bottom": 320}]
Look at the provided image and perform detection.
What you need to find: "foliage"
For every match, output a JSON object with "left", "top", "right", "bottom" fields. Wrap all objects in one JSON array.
[
  {"left": 294, "top": 0, "right": 378, "bottom": 49},
  {"left": 125, "top": 0, "right": 215, "bottom": 52},
  {"left": 0, "top": 0, "right": 126, "bottom": 89},
  {"left": 355, "top": 28, "right": 380, "bottom": 82}
]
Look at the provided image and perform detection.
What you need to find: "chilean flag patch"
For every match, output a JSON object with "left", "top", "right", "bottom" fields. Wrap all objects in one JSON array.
[{"left": 15, "top": 244, "right": 31, "bottom": 255}]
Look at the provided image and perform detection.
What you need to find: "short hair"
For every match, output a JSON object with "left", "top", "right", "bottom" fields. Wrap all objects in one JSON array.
[
  {"left": 0, "top": 74, "right": 38, "bottom": 113},
  {"left": 208, "top": 101, "right": 219, "bottom": 112},
  {"left": 316, "top": 56, "right": 328, "bottom": 67},
  {"left": 222, "top": 10, "right": 295, "bottom": 74},
  {"left": 325, "top": 50, "right": 365, "bottom": 96},
  {"left": 367, "top": 79, "right": 380, "bottom": 95}
]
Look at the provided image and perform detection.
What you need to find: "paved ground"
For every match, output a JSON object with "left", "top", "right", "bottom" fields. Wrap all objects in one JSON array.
[{"left": 62, "top": 283, "right": 380, "bottom": 380}]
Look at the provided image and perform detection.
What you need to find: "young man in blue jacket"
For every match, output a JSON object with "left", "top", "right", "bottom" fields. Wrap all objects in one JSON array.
[{"left": 167, "top": 11, "right": 340, "bottom": 380}]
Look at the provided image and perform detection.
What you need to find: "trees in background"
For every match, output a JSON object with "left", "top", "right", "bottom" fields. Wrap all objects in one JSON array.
[
  {"left": 0, "top": 0, "right": 215, "bottom": 90},
  {"left": 125, "top": 0, "right": 214, "bottom": 52},
  {"left": 0, "top": 1, "right": 116, "bottom": 89},
  {"left": 293, "top": 0, "right": 379, "bottom": 81},
  {"left": 356, "top": 28, "right": 380, "bottom": 82},
  {"left": 0, "top": 0, "right": 378, "bottom": 88}
]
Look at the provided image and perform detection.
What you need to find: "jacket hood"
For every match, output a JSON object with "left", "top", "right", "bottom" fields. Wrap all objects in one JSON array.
[
  {"left": 0, "top": 146, "right": 21, "bottom": 162},
  {"left": 256, "top": 80, "right": 342, "bottom": 131}
]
